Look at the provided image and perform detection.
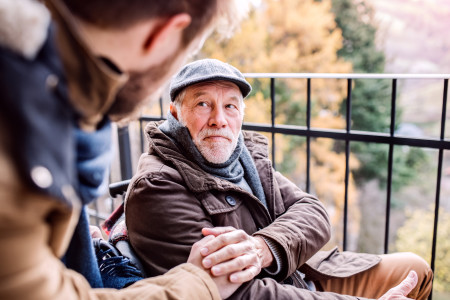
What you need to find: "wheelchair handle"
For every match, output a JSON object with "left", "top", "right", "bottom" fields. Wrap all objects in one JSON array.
[{"left": 109, "top": 179, "right": 131, "bottom": 198}]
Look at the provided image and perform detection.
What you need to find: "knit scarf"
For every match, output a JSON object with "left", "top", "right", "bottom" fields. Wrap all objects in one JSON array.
[
  {"left": 63, "top": 117, "right": 114, "bottom": 288},
  {"left": 75, "top": 117, "right": 113, "bottom": 204},
  {"left": 159, "top": 112, "right": 267, "bottom": 207}
]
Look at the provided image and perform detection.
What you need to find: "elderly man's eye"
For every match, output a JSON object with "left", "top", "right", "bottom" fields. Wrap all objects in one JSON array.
[
  {"left": 197, "top": 102, "right": 208, "bottom": 107},
  {"left": 226, "top": 104, "right": 237, "bottom": 109}
]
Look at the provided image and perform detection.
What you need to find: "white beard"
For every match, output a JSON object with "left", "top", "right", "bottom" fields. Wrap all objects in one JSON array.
[
  {"left": 194, "top": 128, "right": 238, "bottom": 164},
  {"left": 178, "top": 113, "right": 239, "bottom": 164}
]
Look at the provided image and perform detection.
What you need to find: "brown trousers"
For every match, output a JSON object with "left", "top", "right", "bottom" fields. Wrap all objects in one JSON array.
[{"left": 317, "top": 252, "right": 433, "bottom": 300}]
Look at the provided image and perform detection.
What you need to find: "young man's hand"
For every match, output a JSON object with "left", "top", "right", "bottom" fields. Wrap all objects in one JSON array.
[{"left": 187, "top": 235, "right": 241, "bottom": 299}]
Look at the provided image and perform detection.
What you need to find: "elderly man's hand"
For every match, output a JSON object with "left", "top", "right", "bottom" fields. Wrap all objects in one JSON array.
[
  {"left": 378, "top": 271, "right": 418, "bottom": 300},
  {"left": 199, "top": 227, "right": 274, "bottom": 283},
  {"left": 187, "top": 235, "right": 241, "bottom": 299},
  {"left": 89, "top": 225, "right": 104, "bottom": 239}
]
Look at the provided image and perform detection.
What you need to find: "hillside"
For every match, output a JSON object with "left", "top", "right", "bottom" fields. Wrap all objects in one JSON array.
[
  {"left": 367, "top": 0, "right": 450, "bottom": 137},
  {"left": 369, "top": 0, "right": 450, "bottom": 74}
]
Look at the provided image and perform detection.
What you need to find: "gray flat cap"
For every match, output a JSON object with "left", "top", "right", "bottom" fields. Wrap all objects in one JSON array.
[{"left": 169, "top": 58, "right": 252, "bottom": 101}]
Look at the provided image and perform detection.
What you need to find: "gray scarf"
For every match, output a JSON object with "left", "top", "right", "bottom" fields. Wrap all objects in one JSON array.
[{"left": 159, "top": 112, "right": 267, "bottom": 207}]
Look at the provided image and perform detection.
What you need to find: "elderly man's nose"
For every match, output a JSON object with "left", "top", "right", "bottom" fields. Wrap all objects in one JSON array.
[{"left": 209, "top": 107, "right": 227, "bottom": 127}]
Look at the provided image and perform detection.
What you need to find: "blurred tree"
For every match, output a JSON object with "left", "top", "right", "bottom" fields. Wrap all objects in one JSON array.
[
  {"left": 331, "top": 0, "right": 391, "bottom": 184},
  {"left": 330, "top": 0, "right": 428, "bottom": 191},
  {"left": 395, "top": 208, "right": 450, "bottom": 293},
  {"left": 329, "top": 0, "right": 429, "bottom": 253}
]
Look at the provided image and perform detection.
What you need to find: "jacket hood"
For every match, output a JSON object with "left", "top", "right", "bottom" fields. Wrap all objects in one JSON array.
[{"left": 0, "top": 0, "right": 51, "bottom": 59}]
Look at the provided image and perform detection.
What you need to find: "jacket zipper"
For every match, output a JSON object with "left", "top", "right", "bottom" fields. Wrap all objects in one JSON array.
[{"left": 291, "top": 270, "right": 308, "bottom": 289}]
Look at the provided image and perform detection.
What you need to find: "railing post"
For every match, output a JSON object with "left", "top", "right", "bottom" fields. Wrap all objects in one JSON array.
[
  {"left": 117, "top": 126, "right": 133, "bottom": 180},
  {"left": 306, "top": 78, "right": 311, "bottom": 193},
  {"left": 271, "top": 77, "right": 276, "bottom": 169},
  {"left": 343, "top": 78, "right": 352, "bottom": 251},
  {"left": 140, "top": 119, "right": 145, "bottom": 153},
  {"left": 385, "top": 78, "right": 397, "bottom": 254},
  {"left": 159, "top": 97, "right": 164, "bottom": 118},
  {"left": 429, "top": 79, "right": 448, "bottom": 300}
]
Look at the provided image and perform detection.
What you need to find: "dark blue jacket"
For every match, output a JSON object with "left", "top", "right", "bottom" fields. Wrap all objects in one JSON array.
[{"left": 0, "top": 25, "right": 104, "bottom": 288}]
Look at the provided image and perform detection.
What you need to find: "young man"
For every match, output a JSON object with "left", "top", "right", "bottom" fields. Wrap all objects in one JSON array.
[
  {"left": 0, "top": 1, "right": 248, "bottom": 299},
  {"left": 125, "top": 59, "right": 433, "bottom": 300}
]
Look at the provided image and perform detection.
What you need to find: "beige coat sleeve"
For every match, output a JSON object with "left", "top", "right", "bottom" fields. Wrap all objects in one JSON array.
[{"left": 0, "top": 148, "right": 220, "bottom": 300}]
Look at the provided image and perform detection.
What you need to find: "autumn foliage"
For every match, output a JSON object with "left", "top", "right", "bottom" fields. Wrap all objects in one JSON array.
[{"left": 200, "top": 0, "right": 359, "bottom": 248}]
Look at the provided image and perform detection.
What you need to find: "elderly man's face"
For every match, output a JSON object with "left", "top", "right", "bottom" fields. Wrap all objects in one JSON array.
[{"left": 177, "top": 81, "right": 244, "bottom": 164}]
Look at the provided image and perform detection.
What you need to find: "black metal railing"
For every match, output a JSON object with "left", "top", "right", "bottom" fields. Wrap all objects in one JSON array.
[{"left": 113, "top": 73, "right": 449, "bottom": 299}]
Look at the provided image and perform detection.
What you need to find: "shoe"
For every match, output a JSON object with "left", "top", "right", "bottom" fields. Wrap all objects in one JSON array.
[{"left": 92, "top": 238, "right": 144, "bottom": 289}]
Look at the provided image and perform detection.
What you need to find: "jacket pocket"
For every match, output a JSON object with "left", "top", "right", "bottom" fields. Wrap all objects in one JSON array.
[
  {"left": 199, "top": 191, "right": 243, "bottom": 215},
  {"left": 299, "top": 246, "right": 381, "bottom": 281}
]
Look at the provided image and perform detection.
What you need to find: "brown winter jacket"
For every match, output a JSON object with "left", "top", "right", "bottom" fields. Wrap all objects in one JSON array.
[{"left": 126, "top": 122, "right": 381, "bottom": 300}]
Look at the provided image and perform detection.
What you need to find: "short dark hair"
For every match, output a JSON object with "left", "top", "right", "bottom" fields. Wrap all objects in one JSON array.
[{"left": 62, "top": 0, "right": 246, "bottom": 46}]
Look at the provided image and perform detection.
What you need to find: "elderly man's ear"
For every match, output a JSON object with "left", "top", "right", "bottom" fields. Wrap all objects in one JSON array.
[
  {"left": 169, "top": 103, "right": 179, "bottom": 120},
  {"left": 136, "top": 13, "right": 192, "bottom": 70}
]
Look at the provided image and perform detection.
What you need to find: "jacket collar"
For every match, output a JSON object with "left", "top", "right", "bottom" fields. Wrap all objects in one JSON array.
[
  {"left": 145, "top": 122, "right": 270, "bottom": 193},
  {"left": 47, "top": 0, "right": 128, "bottom": 131}
]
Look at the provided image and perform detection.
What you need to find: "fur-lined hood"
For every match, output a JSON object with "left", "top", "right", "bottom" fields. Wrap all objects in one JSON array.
[{"left": 0, "top": 0, "right": 50, "bottom": 59}]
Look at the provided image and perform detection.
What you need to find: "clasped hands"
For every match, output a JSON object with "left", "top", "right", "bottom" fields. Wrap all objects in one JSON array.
[
  {"left": 187, "top": 226, "right": 273, "bottom": 299},
  {"left": 188, "top": 226, "right": 420, "bottom": 300}
]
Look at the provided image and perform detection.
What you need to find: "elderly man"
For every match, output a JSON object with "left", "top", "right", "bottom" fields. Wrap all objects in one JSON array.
[
  {"left": 0, "top": 1, "right": 248, "bottom": 299},
  {"left": 126, "top": 59, "right": 433, "bottom": 300}
]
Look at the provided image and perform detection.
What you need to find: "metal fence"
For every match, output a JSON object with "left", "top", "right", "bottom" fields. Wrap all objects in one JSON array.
[{"left": 113, "top": 73, "right": 449, "bottom": 298}]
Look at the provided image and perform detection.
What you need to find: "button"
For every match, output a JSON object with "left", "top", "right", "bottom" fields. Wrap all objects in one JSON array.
[
  {"left": 31, "top": 166, "right": 53, "bottom": 188},
  {"left": 225, "top": 195, "right": 236, "bottom": 206},
  {"left": 46, "top": 74, "right": 59, "bottom": 91}
]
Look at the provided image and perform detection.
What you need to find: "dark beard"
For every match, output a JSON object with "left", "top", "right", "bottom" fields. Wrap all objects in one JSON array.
[{"left": 107, "top": 51, "right": 177, "bottom": 123}]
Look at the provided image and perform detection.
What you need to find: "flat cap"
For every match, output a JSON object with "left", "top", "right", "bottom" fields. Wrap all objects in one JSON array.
[{"left": 169, "top": 58, "right": 252, "bottom": 101}]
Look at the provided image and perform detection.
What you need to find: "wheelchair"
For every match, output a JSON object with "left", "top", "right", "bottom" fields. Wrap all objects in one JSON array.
[{"left": 97, "top": 179, "right": 146, "bottom": 277}]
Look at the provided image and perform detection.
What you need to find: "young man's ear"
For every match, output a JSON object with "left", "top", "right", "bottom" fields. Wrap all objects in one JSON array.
[{"left": 142, "top": 13, "right": 192, "bottom": 56}]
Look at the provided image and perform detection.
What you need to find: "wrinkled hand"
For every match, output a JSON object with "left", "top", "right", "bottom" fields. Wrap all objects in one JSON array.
[
  {"left": 199, "top": 227, "right": 273, "bottom": 284},
  {"left": 188, "top": 235, "right": 241, "bottom": 299},
  {"left": 378, "top": 271, "right": 418, "bottom": 300},
  {"left": 89, "top": 225, "right": 104, "bottom": 239}
]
